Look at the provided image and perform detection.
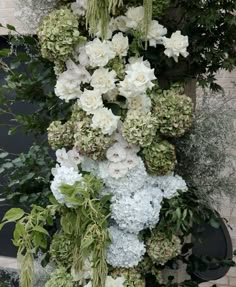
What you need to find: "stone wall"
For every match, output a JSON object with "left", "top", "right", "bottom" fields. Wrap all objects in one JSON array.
[{"left": 0, "top": 0, "right": 236, "bottom": 283}]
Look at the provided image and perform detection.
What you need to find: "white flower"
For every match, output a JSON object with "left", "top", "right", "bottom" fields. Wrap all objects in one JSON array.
[
  {"left": 79, "top": 89, "right": 103, "bottom": 114},
  {"left": 111, "top": 32, "right": 129, "bottom": 57},
  {"left": 127, "top": 94, "right": 152, "bottom": 113},
  {"left": 144, "top": 20, "right": 167, "bottom": 47},
  {"left": 155, "top": 174, "right": 188, "bottom": 199},
  {"left": 119, "top": 59, "right": 156, "bottom": 96},
  {"left": 55, "top": 62, "right": 91, "bottom": 102},
  {"left": 91, "top": 68, "right": 116, "bottom": 94},
  {"left": 71, "top": 0, "right": 87, "bottom": 16},
  {"left": 106, "top": 143, "right": 127, "bottom": 163},
  {"left": 109, "top": 162, "right": 129, "bottom": 179},
  {"left": 163, "top": 31, "right": 189, "bottom": 62},
  {"left": 107, "top": 225, "right": 146, "bottom": 268},
  {"left": 125, "top": 152, "right": 139, "bottom": 170},
  {"left": 50, "top": 165, "right": 82, "bottom": 205},
  {"left": 113, "top": 16, "right": 129, "bottom": 32},
  {"left": 91, "top": 107, "right": 119, "bottom": 135},
  {"left": 125, "top": 6, "right": 144, "bottom": 30},
  {"left": 56, "top": 148, "right": 81, "bottom": 170},
  {"left": 84, "top": 276, "right": 125, "bottom": 287},
  {"left": 73, "top": 44, "right": 90, "bottom": 66},
  {"left": 111, "top": 187, "right": 162, "bottom": 234},
  {"left": 85, "top": 38, "right": 116, "bottom": 67}
]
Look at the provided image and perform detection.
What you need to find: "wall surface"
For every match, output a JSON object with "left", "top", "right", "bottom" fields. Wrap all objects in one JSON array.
[{"left": 0, "top": 0, "right": 236, "bottom": 283}]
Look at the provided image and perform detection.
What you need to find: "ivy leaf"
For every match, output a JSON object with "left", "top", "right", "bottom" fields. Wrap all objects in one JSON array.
[
  {"left": 0, "top": 152, "right": 8, "bottom": 158},
  {"left": 6, "top": 24, "right": 16, "bottom": 31},
  {"left": 2, "top": 208, "right": 25, "bottom": 222}
]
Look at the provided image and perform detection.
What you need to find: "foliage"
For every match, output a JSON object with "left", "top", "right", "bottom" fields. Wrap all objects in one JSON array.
[
  {"left": 0, "top": 33, "right": 71, "bottom": 137},
  {"left": 143, "top": 0, "right": 236, "bottom": 90},
  {"left": 0, "top": 205, "right": 58, "bottom": 287},
  {"left": 175, "top": 91, "right": 236, "bottom": 207},
  {"left": 0, "top": 144, "right": 54, "bottom": 207}
]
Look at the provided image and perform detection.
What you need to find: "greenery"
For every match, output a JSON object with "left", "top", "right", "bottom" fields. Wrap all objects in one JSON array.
[{"left": 0, "top": 144, "right": 54, "bottom": 207}]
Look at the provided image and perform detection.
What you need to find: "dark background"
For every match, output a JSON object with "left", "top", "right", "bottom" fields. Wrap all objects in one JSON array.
[{"left": 0, "top": 38, "right": 36, "bottom": 257}]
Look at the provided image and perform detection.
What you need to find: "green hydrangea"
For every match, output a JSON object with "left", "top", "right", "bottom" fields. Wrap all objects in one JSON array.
[
  {"left": 146, "top": 231, "right": 182, "bottom": 265},
  {"left": 152, "top": 87, "right": 193, "bottom": 138},
  {"left": 48, "top": 120, "right": 74, "bottom": 150},
  {"left": 111, "top": 268, "right": 145, "bottom": 287},
  {"left": 107, "top": 57, "right": 125, "bottom": 80},
  {"left": 70, "top": 103, "right": 87, "bottom": 123},
  {"left": 122, "top": 111, "right": 157, "bottom": 147},
  {"left": 38, "top": 7, "right": 81, "bottom": 63},
  {"left": 50, "top": 232, "right": 74, "bottom": 267},
  {"left": 136, "top": 256, "right": 163, "bottom": 284},
  {"left": 141, "top": 138, "right": 176, "bottom": 175},
  {"left": 74, "top": 117, "right": 113, "bottom": 160},
  {"left": 45, "top": 267, "right": 75, "bottom": 287}
]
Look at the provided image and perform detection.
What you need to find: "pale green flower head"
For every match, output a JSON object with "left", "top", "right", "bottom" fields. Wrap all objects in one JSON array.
[
  {"left": 152, "top": 86, "right": 193, "bottom": 138},
  {"left": 111, "top": 268, "right": 145, "bottom": 287},
  {"left": 45, "top": 267, "right": 75, "bottom": 287},
  {"left": 38, "top": 7, "right": 83, "bottom": 63},
  {"left": 141, "top": 138, "right": 176, "bottom": 175},
  {"left": 146, "top": 231, "right": 182, "bottom": 265},
  {"left": 122, "top": 111, "right": 157, "bottom": 147}
]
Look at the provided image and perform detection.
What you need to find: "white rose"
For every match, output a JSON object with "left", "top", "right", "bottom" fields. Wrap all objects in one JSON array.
[
  {"left": 91, "top": 107, "right": 119, "bottom": 135},
  {"left": 163, "top": 31, "right": 189, "bottom": 62},
  {"left": 85, "top": 38, "right": 116, "bottom": 67},
  {"left": 73, "top": 44, "right": 90, "bottom": 66},
  {"left": 55, "top": 61, "right": 91, "bottom": 102},
  {"left": 91, "top": 68, "right": 116, "bottom": 94},
  {"left": 125, "top": 6, "right": 144, "bottom": 29},
  {"left": 119, "top": 60, "right": 156, "bottom": 95},
  {"left": 108, "top": 162, "right": 129, "bottom": 178},
  {"left": 111, "top": 32, "right": 129, "bottom": 57},
  {"left": 127, "top": 94, "right": 152, "bottom": 113},
  {"left": 106, "top": 143, "right": 127, "bottom": 163},
  {"left": 79, "top": 89, "right": 103, "bottom": 114},
  {"left": 144, "top": 20, "right": 167, "bottom": 47}
]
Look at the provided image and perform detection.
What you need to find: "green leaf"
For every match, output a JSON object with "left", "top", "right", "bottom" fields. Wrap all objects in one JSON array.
[
  {"left": 32, "top": 226, "right": 49, "bottom": 236},
  {"left": 2, "top": 208, "right": 24, "bottom": 222},
  {"left": 0, "top": 49, "right": 10, "bottom": 57},
  {"left": 6, "top": 24, "right": 16, "bottom": 31},
  {"left": 0, "top": 152, "right": 8, "bottom": 158}
]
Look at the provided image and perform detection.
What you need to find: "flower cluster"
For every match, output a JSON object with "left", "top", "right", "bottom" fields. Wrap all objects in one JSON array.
[
  {"left": 39, "top": 2, "right": 193, "bottom": 286},
  {"left": 146, "top": 231, "right": 182, "bottom": 265},
  {"left": 45, "top": 267, "right": 75, "bottom": 287}
]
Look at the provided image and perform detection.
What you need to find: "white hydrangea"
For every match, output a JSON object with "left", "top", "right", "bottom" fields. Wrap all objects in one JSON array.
[
  {"left": 71, "top": 0, "right": 87, "bottom": 17},
  {"left": 55, "top": 148, "right": 81, "bottom": 170},
  {"left": 107, "top": 225, "right": 146, "bottom": 268},
  {"left": 127, "top": 94, "right": 152, "bottom": 113},
  {"left": 125, "top": 6, "right": 144, "bottom": 30},
  {"left": 85, "top": 38, "right": 116, "bottom": 67},
  {"left": 98, "top": 157, "right": 147, "bottom": 197},
  {"left": 108, "top": 162, "right": 129, "bottom": 179},
  {"left": 144, "top": 20, "right": 167, "bottom": 47},
  {"left": 111, "top": 187, "right": 163, "bottom": 234},
  {"left": 111, "top": 32, "right": 129, "bottom": 57},
  {"left": 55, "top": 63, "right": 91, "bottom": 102},
  {"left": 84, "top": 276, "right": 125, "bottom": 287},
  {"left": 154, "top": 174, "right": 188, "bottom": 199},
  {"left": 163, "top": 31, "right": 189, "bottom": 62},
  {"left": 106, "top": 143, "right": 127, "bottom": 163},
  {"left": 91, "top": 107, "right": 119, "bottom": 135},
  {"left": 79, "top": 89, "right": 103, "bottom": 114},
  {"left": 119, "top": 59, "right": 156, "bottom": 96},
  {"left": 50, "top": 165, "right": 82, "bottom": 205},
  {"left": 91, "top": 68, "right": 117, "bottom": 94}
]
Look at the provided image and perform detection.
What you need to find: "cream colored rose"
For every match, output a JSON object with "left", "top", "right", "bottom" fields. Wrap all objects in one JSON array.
[
  {"left": 126, "top": 6, "right": 144, "bottom": 29},
  {"left": 91, "top": 68, "right": 117, "bottom": 94},
  {"left": 91, "top": 107, "right": 120, "bottom": 135},
  {"left": 79, "top": 89, "right": 103, "bottom": 114},
  {"left": 111, "top": 32, "right": 129, "bottom": 57}
]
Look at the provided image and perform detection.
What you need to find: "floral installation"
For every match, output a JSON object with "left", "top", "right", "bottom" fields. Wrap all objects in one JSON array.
[{"left": 3, "top": 1, "right": 234, "bottom": 287}]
